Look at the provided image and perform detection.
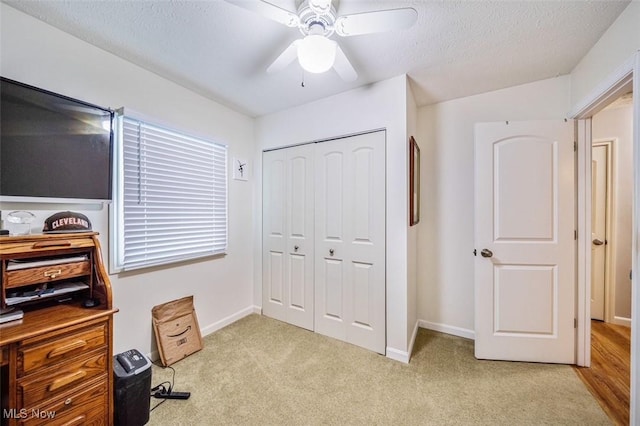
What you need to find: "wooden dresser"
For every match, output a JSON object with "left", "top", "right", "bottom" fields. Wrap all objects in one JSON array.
[{"left": 0, "top": 233, "right": 117, "bottom": 426}]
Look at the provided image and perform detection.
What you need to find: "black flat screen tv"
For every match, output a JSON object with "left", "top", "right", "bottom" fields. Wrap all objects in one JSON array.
[{"left": 1, "top": 77, "right": 114, "bottom": 201}]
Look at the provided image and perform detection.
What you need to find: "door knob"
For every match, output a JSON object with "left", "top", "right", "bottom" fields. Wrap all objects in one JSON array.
[
  {"left": 329, "top": 249, "right": 334, "bottom": 256},
  {"left": 294, "top": 245, "right": 299, "bottom": 251},
  {"left": 592, "top": 238, "right": 604, "bottom": 246},
  {"left": 480, "top": 249, "right": 493, "bottom": 258}
]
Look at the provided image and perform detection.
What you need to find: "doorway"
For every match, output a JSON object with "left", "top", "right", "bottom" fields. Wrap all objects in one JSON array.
[
  {"left": 571, "top": 52, "right": 638, "bottom": 423},
  {"left": 591, "top": 96, "right": 634, "bottom": 327},
  {"left": 576, "top": 93, "right": 634, "bottom": 424}
]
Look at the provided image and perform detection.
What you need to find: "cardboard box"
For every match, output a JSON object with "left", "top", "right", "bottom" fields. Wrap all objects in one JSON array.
[{"left": 152, "top": 296, "right": 203, "bottom": 366}]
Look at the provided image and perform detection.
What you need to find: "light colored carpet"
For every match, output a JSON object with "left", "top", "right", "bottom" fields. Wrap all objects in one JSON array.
[{"left": 148, "top": 314, "right": 610, "bottom": 425}]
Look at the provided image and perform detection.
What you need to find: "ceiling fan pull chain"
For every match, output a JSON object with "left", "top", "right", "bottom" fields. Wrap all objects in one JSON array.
[{"left": 301, "top": 70, "right": 306, "bottom": 88}]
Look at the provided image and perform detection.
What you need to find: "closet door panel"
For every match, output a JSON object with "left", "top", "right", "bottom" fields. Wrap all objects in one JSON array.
[
  {"left": 352, "top": 147, "right": 374, "bottom": 243},
  {"left": 344, "top": 132, "right": 386, "bottom": 353},
  {"left": 263, "top": 150, "right": 287, "bottom": 321},
  {"left": 315, "top": 147, "right": 348, "bottom": 339},
  {"left": 324, "top": 259, "right": 345, "bottom": 319},
  {"left": 289, "top": 254, "right": 305, "bottom": 308},
  {"left": 315, "top": 255, "right": 346, "bottom": 339},
  {"left": 268, "top": 252, "right": 285, "bottom": 304},
  {"left": 285, "top": 146, "right": 314, "bottom": 330},
  {"left": 352, "top": 261, "right": 375, "bottom": 329},
  {"left": 289, "top": 156, "right": 308, "bottom": 236},
  {"left": 315, "top": 131, "right": 386, "bottom": 353},
  {"left": 323, "top": 151, "right": 344, "bottom": 239}
]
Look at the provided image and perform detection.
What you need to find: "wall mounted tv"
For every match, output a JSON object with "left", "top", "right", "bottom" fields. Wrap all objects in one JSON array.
[{"left": 1, "top": 77, "right": 114, "bottom": 201}]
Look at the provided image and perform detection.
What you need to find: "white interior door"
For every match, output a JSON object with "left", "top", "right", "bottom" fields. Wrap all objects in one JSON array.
[
  {"left": 474, "top": 120, "right": 576, "bottom": 363},
  {"left": 591, "top": 144, "right": 609, "bottom": 321},
  {"left": 314, "top": 131, "right": 386, "bottom": 354},
  {"left": 262, "top": 145, "right": 314, "bottom": 330}
]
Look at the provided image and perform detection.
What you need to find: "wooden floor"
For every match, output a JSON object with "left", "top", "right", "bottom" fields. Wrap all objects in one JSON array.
[{"left": 574, "top": 320, "right": 630, "bottom": 426}]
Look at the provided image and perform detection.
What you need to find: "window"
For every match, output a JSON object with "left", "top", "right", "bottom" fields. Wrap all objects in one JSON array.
[{"left": 110, "top": 112, "right": 227, "bottom": 272}]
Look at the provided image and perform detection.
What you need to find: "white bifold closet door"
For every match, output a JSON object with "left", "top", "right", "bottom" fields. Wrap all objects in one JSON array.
[
  {"left": 314, "top": 131, "right": 386, "bottom": 353},
  {"left": 262, "top": 131, "right": 386, "bottom": 354},
  {"left": 262, "top": 144, "right": 315, "bottom": 330}
]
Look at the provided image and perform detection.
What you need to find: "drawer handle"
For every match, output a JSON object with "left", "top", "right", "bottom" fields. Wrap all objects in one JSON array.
[
  {"left": 48, "top": 370, "right": 86, "bottom": 392},
  {"left": 60, "top": 414, "right": 86, "bottom": 426},
  {"left": 32, "top": 240, "right": 72, "bottom": 249},
  {"left": 47, "top": 340, "right": 88, "bottom": 358},
  {"left": 44, "top": 269, "right": 63, "bottom": 279}
]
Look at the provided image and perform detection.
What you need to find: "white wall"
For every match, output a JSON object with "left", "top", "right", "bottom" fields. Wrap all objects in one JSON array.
[
  {"left": 570, "top": 1, "right": 640, "bottom": 107},
  {"left": 416, "top": 76, "right": 571, "bottom": 336},
  {"left": 254, "top": 75, "right": 412, "bottom": 357},
  {"left": 592, "top": 102, "right": 634, "bottom": 321},
  {"left": 0, "top": 4, "right": 256, "bottom": 356},
  {"left": 406, "top": 82, "right": 419, "bottom": 351}
]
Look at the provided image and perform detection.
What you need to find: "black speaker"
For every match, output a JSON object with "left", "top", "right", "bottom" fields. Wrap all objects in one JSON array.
[{"left": 113, "top": 349, "right": 152, "bottom": 426}]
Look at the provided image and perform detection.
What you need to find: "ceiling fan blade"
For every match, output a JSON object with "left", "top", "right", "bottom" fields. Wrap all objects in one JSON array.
[
  {"left": 225, "top": 0, "right": 300, "bottom": 27},
  {"left": 333, "top": 44, "right": 357, "bottom": 82},
  {"left": 335, "top": 8, "right": 417, "bottom": 37},
  {"left": 266, "top": 40, "right": 299, "bottom": 73}
]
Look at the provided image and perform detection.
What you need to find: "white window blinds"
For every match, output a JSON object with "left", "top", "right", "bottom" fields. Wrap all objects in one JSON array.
[{"left": 111, "top": 114, "right": 227, "bottom": 272}]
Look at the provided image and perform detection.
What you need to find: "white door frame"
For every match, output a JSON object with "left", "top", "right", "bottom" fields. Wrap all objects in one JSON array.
[{"left": 569, "top": 52, "right": 639, "bottom": 424}]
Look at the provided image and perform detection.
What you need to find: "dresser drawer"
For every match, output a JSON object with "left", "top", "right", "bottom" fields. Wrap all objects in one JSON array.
[
  {"left": 18, "top": 322, "right": 107, "bottom": 376},
  {"left": 5, "top": 261, "right": 91, "bottom": 289},
  {"left": 0, "top": 237, "right": 96, "bottom": 257},
  {"left": 18, "top": 378, "right": 108, "bottom": 426},
  {"left": 17, "top": 349, "right": 107, "bottom": 408}
]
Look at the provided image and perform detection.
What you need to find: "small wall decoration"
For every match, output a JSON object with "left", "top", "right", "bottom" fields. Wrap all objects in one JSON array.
[
  {"left": 232, "top": 157, "right": 249, "bottom": 181},
  {"left": 409, "top": 136, "right": 420, "bottom": 226}
]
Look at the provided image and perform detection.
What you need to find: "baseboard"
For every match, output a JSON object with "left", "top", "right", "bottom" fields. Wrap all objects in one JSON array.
[
  {"left": 200, "top": 305, "right": 259, "bottom": 337},
  {"left": 418, "top": 319, "right": 475, "bottom": 340},
  {"left": 386, "top": 346, "right": 410, "bottom": 364},
  {"left": 388, "top": 320, "right": 473, "bottom": 363},
  {"left": 613, "top": 316, "right": 632, "bottom": 328},
  {"left": 407, "top": 319, "right": 420, "bottom": 361}
]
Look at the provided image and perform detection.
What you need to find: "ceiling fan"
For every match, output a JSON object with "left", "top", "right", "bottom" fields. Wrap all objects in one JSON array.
[{"left": 225, "top": 0, "right": 418, "bottom": 81}]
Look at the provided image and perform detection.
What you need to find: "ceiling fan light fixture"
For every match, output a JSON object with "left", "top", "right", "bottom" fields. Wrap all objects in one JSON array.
[{"left": 297, "top": 35, "right": 337, "bottom": 74}]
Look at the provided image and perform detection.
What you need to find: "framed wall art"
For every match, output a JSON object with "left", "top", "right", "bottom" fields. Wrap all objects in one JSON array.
[
  {"left": 409, "top": 136, "right": 420, "bottom": 226},
  {"left": 232, "top": 157, "right": 249, "bottom": 181}
]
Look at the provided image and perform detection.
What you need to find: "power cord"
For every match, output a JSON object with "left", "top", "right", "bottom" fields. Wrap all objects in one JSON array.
[
  {"left": 149, "top": 365, "right": 176, "bottom": 412},
  {"left": 151, "top": 381, "right": 172, "bottom": 396}
]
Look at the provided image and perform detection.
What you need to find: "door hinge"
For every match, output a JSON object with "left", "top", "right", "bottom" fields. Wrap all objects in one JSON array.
[
  {"left": 473, "top": 249, "right": 477, "bottom": 256},
  {"left": 574, "top": 230, "right": 577, "bottom": 240},
  {"left": 574, "top": 318, "right": 577, "bottom": 328},
  {"left": 574, "top": 141, "right": 577, "bottom": 152}
]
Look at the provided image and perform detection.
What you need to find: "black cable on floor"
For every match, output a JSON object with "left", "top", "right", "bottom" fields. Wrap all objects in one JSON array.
[{"left": 149, "top": 364, "right": 176, "bottom": 412}]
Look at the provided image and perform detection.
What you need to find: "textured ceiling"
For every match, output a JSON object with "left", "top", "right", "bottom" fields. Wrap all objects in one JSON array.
[{"left": 2, "top": 0, "right": 631, "bottom": 117}]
